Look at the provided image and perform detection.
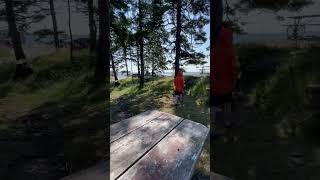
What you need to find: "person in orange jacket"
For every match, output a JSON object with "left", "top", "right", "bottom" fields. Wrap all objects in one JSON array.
[
  {"left": 174, "top": 69, "right": 184, "bottom": 106},
  {"left": 211, "top": 22, "right": 239, "bottom": 135}
]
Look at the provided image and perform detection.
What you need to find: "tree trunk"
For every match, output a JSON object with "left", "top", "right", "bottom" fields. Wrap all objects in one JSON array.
[
  {"left": 94, "top": 0, "right": 108, "bottom": 84},
  {"left": 88, "top": 0, "right": 97, "bottom": 54},
  {"left": 139, "top": 39, "right": 144, "bottom": 86},
  {"left": 174, "top": 0, "right": 182, "bottom": 77},
  {"left": 4, "top": 0, "right": 33, "bottom": 79},
  {"left": 67, "top": 0, "right": 73, "bottom": 61},
  {"left": 5, "top": 0, "right": 26, "bottom": 60},
  {"left": 151, "top": 57, "right": 155, "bottom": 76},
  {"left": 49, "top": 0, "right": 59, "bottom": 49},
  {"left": 136, "top": 42, "right": 140, "bottom": 77},
  {"left": 138, "top": 0, "right": 144, "bottom": 86},
  {"left": 124, "top": 46, "right": 129, "bottom": 76},
  {"left": 111, "top": 54, "right": 118, "bottom": 81}
]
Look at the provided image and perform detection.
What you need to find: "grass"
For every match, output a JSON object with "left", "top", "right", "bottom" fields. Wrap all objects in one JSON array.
[
  {"left": 0, "top": 49, "right": 106, "bottom": 178},
  {"left": 0, "top": 49, "right": 98, "bottom": 113},
  {"left": 245, "top": 46, "right": 320, "bottom": 140},
  {"left": 111, "top": 76, "right": 210, "bottom": 179}
]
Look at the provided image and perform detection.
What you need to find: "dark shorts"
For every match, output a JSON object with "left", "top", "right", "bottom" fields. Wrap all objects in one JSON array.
[
  {"left": 211, "top": 93, "right": 233, "bottom": 107},
  {"left": 174, "top": 91, "right": 183, "bottom": 95}
]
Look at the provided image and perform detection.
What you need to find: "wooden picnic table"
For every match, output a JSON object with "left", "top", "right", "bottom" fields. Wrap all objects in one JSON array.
[
  {"left": 110, "top": 110, "right": 209, "bottom": 180},
  {"left": 60, "top": 110, "right": 208, "bottom": 180}
]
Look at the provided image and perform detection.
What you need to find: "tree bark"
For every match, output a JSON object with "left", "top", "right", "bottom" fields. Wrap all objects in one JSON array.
[
  {"left": 88, "top": 0, "right": 97, "bottom": 54},
  {"left": 4, "top": 0, "right": 33, "bottom": 79},
  {"left": 49, "top": 0, "right": 59, "bottom": 49},
  {"left": 124, "top": 46, "right": 129, "bottom": 76},
  {"left": 67, "top": 0, "right": 73, "bottom": 61},
  {"left": 111, "top": 54, "right": 118, "bottom": 81},
  {"left": 4, "top": 0, "right": 26, "bottom": 61},
  {"left": 151, "top": 57, "right": 155, "bottom": 76},
  {"left": 138, "top": 0, "right": 144, "bottom": 86},
  {"left": 94, "top": 0, "right": 108, "bottom": 84},
  {"left": 174, "top": 0, "right": 182, "bottom": 77},
  {"left": 136, "top": 42, "right": 141, "bottom": 77}
]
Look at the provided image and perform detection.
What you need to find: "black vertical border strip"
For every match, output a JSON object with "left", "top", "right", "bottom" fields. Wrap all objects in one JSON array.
[
  {"left": 209, "top": 0, "right": 223, "bottom": 175},
  {"left": 106, "top": 0, "right": 111, "bottom": 179}
]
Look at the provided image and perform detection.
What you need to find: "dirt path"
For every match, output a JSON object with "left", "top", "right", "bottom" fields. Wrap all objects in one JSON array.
[{"left": 212, "top": 97, "right": 320, "bottom": 180}]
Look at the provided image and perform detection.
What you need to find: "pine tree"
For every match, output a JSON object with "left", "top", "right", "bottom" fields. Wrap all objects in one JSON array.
[{"left": 49, "top": 0, "right": 59, "bottom": 49}]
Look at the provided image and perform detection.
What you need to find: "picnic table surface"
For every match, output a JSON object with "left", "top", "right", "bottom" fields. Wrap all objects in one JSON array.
[
  {"left": 59, "top": 110, "right": 209, "bottom": 180},
  {"left": 111, "top": 110, "right": 209, "bottom": 180}
]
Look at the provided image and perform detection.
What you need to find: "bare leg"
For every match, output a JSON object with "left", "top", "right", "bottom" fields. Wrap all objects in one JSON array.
[
  {"left": 174, "top": 95, "right": 178, "bottom": 105},
  {"left": 179, "top": 94, "right": 183, "bottom": 105}
]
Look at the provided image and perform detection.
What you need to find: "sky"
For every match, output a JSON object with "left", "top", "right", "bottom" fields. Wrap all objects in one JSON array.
[
  {"left": 240, "top": 1, "right": 320, "bottom": 33},
  {"left": 1, "top": 0, "right": 319, "bottom": 73}
]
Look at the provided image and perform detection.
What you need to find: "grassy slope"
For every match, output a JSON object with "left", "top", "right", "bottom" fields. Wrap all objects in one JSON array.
[
  {"left": 245, "top": 46, "right": 320, "bottom": 139},
  {"left": 111, "top": 76, "right": 210, "bottom": 179},
  {"left": 0, "top": 49, "right": 106, "bottom": 179},
  {"left": 0, "top": 49, "right": 99, "bottom": 122}
]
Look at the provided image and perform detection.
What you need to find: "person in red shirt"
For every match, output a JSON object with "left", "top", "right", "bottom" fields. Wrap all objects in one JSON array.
[
  {"left": 211, "top": 22, "right": 239, "bottom": 135},
  {"left": 174, "top": 69, "right": 184, "bottom": 106}
]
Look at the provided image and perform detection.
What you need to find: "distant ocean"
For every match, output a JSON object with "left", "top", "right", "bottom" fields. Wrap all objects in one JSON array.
[{"left": 115, "top": 71, "right": 209, "bottom": 80}]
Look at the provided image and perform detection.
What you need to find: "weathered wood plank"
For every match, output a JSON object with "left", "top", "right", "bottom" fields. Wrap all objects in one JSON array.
[
  {"left": 110, "top": 110, "right": 162, "bottom": 143},
  {"left": 118, "top": 119, "right": 209, "bottom": 180},
  {"left": 110, "top": 112, "right": 184, "bottom": 180},
  {"left": 59, "top": 161, "right": 108, "bottom": 180}
]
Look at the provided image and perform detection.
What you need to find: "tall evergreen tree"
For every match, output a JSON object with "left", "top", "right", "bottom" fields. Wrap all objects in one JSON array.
[
  {"left": 88, "top": 0, "right": 97, "bottom": 54},
  {"left": 166, "top": 0, "right": 209, "bottom": 76},
  {"left": 49, "top": 0, "right": 59, "bottom": 49},
  {"left": 3, "top": 0, "right": 34, "bottom": 79},
  {"left": 67, "top": 0, "right": 74, "bottom": 61},
  {"left": 74, "top": 0, "right": 97, "bottom": 54},
  {"left": 138, "top": 0, "right": 145, "bottom": 86}
]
